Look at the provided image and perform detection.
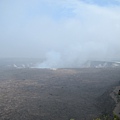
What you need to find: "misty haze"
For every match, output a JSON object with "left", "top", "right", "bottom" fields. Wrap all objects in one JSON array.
[{"left": 0, "top": 0, "right": 120, "bottom": 120}]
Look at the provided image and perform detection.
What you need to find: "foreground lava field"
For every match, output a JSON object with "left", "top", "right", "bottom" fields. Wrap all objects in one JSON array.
[{"left": 0, "top": 68, "right": 120, "bottom": 120}]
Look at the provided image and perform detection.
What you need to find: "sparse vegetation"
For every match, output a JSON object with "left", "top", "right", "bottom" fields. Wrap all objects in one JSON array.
[
  {"left": 94, "top": 115, "right": 120, "bottom": 120},
  {"left": 93, "top": 110, "right": 120, "bottom": 120},
  {"left": 70, "top": 119, "right": 75, "bottom": 120}
]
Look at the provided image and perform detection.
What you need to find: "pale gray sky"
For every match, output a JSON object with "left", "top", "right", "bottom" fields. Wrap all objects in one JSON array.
[{"left": 0, "top": 0, "right": 120, "bottom": 67}]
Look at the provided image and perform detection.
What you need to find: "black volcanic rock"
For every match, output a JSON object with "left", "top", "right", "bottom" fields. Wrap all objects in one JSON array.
[{"left": 0, "top": 68, "right": 120, "bottom": 120}]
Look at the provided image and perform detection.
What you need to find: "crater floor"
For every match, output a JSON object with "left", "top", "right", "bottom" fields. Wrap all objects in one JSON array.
[{"left": 0, "top": 68, "right": 120, "bottom": 120}]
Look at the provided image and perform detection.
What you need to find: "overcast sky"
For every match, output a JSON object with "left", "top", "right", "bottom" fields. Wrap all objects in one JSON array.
[{"left": 0, "top": 0, "right": 120, "bottom": 67}]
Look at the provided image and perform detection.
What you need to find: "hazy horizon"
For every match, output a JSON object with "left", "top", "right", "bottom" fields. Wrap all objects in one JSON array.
[{"left": 0, "top": 0, "right": 120, "bottom": 67}]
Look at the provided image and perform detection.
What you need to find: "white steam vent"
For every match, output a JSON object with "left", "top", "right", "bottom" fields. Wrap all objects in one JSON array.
[{"left": 38, "top": 51, "right": 61, "bottom": 68}]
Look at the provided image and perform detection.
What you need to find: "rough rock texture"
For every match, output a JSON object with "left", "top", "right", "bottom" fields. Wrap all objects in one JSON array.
[
  {"left": 0, "top": 68, "right": 120, "bottom": 120},
  {"left": 110, "top": 86, "right": 120, "bottom": 118}
]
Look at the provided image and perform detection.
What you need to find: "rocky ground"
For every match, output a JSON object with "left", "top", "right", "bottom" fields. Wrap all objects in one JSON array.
[
  {"left": 110, "top": 85, "right": 120, "bottom": 118},
  {"left": 0, "top": 68, "right": 120, "bottom": 120}
]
